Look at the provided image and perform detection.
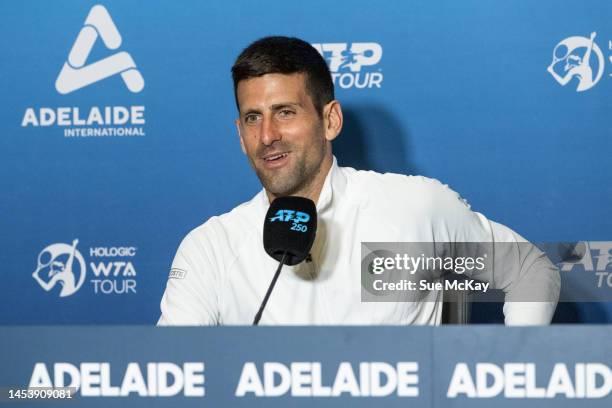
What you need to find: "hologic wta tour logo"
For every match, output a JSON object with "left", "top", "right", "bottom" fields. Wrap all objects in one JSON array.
[
  {"left": 32, "top": 239, "right": 139, "bottom": 297},
  {"left": 547, "top": 32, "right": 605, "bottom": 92},
  {"left": 312, "top": 43, "right": 383, "bottom": 89},
  {"left": 21, "top": 4, "right": 146, "bottom": 138},
  {"left": 32, "top": 240, "right": 87, "bottom": 297}
]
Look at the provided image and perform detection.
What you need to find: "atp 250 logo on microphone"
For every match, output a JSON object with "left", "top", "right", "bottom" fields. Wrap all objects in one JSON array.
[
  {"left": 20, "top": 4, "right": 146, "bottom": 138},
  {"left": 32, "top": 239, "right": 140, "bottom": 297},
  {"left": 269, "top": 209, "right": 311, "bottom": 233}
]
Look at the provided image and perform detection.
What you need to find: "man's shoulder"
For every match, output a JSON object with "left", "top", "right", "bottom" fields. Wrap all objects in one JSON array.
[
  {"left": 341, "top": 166, "right": 457, "bottom": 203},
  {"left": 339, "top": 166, "right": 475, "bottom": 233}
]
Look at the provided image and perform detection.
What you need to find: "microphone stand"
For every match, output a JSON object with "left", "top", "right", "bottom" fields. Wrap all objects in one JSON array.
[{"left": 253, "top": 251, "right": 288, "bottom": 325}]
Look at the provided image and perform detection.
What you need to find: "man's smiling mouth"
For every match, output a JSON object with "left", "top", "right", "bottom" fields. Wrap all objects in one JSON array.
[{"left": 263, "top": 152, "right": 289, "bottom": 162}]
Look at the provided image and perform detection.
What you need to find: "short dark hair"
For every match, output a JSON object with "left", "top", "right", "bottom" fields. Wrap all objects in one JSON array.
[{"left": 231, "top": 36, "right": 334, "bottom": 115}]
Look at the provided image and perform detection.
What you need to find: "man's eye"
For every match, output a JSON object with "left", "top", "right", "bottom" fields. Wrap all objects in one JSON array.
[
  {"left": 278, "top": 109, "right": 295, "bottom": 118},
  {"left": 244, "top": 115, "right": 260, "bottom": 124}
]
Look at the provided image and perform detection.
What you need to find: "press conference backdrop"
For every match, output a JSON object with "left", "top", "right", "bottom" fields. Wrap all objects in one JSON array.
[{"left": 0, "top": 0, "right": 611, "bottom": 324}]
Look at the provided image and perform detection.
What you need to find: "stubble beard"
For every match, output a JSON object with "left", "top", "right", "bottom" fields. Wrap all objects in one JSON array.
[{"left": 253, "top": 139, "right": 327, "bottom": 198}]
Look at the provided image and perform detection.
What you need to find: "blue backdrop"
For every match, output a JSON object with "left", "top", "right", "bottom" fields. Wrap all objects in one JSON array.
[{"left": 1, "top": 0, "right": 610, "bottom": 324}]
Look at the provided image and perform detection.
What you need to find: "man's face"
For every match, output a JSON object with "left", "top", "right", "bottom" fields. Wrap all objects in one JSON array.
[{"left": 235, "top": 73, "right": 329, "bottom": 198}]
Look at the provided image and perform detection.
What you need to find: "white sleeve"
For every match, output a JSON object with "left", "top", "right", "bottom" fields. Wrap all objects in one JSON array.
[
  {"left": 426, "top": 179, "right": 560, "bottom": 325},
  {"left": 488, "top": 221, "right": 560, "bottom": 325},
  {"left": 157, "top": 228, "right": 221, "bottom": 326}
]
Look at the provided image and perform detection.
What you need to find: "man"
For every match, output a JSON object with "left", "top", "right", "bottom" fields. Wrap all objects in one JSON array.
[{"left": 158, "top": 36, "right": 560, "bottom": 326}]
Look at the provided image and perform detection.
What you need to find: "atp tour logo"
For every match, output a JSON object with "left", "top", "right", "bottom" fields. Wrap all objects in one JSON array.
[
  {"left": 560, "top": 242, "right": 612, "bottom": 288},
  {"left": 55, "top": 4, "right": 144, "bottom": 94},
  {"left": 32, "top": 240, "right": 139, "bottom": 296},
  {"left": 547, "top": 32, "right": 605, "bottom": 92},
  {"left": 32, "top": 240, "right": 86, "bottom": 297},
  {"left": 269, "top": 210, "right": 310, "bottom": 232},
  {"left": 312, "top": 42, "right": 383, "bottom": 89},
  {"left": 21, "top": 4, "right": 146, "bottom": 138}
]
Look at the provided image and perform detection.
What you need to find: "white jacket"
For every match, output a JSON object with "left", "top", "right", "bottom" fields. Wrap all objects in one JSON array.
[{"left": 158, "top": 157, "right": 560, "bottom": 325}]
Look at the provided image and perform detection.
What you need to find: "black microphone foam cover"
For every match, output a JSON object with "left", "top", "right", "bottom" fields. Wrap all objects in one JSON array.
[{"left": 263, "top": 196, "right": 317, "bottom": 266}]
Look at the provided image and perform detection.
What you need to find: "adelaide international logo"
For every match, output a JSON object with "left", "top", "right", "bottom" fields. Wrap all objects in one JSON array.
[
  {"left": 55, "top": 4, "right": 144, "bottom": 94},
  {"left": 21, "top": 4, "right": 146, "bottom": 138}
]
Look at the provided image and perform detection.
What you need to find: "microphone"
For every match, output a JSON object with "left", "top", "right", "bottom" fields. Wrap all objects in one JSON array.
[{"left": 253, "top": 196, "right": 317, "bottom": 325}]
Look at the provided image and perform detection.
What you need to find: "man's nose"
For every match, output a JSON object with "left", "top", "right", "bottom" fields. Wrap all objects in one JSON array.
[{"left": 260, "top": 115, "right": 281, "bottom": 146}]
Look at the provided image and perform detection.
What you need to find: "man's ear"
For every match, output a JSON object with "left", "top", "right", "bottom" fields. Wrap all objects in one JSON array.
[
  {"left": 323, "top": 100, "right": 343, "bottom": 142},
  {"left": 235, "top": 119, "right": 246, "bottom": 154}
]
